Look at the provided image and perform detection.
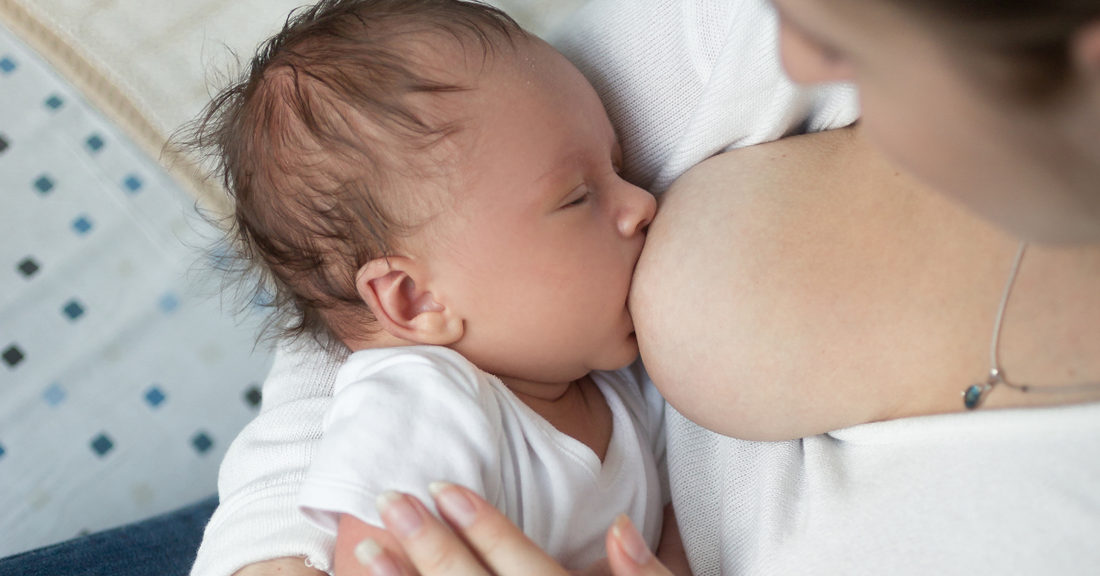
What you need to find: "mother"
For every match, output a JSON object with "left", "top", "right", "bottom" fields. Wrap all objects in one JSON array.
[{"left": 344, "top": 0, "right": 1100, "bottom": 574}]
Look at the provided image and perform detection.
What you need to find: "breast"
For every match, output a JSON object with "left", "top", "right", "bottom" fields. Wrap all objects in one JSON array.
[{"left": 629, "top": 126, "right": 1013, "bottom": 441}]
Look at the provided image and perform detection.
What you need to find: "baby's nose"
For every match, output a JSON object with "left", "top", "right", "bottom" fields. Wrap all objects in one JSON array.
[{"left": 618, "top": 184, "right": 657, "bottom": 237}]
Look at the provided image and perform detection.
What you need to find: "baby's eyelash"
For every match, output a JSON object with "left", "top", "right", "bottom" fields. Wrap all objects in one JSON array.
[{"left": 566, "top": 192, "right": 590, "bottom": 207}]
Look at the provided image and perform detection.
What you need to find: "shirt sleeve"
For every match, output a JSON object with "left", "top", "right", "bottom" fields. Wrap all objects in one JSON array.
[
  {"left": 189, "top": 338, "right": 347, "bottom": 576},
  {"left": 298, "top": 352, "right": 504, "bottom": 534}
]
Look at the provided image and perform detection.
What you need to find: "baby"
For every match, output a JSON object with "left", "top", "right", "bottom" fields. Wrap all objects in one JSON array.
[{"left": 190, "top": 0, "right": 670, "bottom": 573}]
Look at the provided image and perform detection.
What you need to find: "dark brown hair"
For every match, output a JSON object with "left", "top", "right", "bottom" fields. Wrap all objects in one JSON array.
[
  {"left": 176, "top": 0, "right": 523, "bottom": 346},
  {"left": 877, "top": 0, "right": 1100, "bottom": 102}
]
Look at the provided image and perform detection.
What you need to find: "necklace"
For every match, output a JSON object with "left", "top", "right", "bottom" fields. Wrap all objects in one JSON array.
[{"left": 963, "top": 242, "right": 1100, "bottom": 409}]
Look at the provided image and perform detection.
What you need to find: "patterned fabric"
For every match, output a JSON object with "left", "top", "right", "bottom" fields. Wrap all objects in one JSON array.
[{"left": 0, "top": 22, "right": 272, "bottom": 557}]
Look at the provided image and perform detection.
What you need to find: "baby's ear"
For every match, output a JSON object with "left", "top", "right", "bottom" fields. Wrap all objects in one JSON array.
[{"left": 355, "top": 257, "right": 463, "bottom": 345}]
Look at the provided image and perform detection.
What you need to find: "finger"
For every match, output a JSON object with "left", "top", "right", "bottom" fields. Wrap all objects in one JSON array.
[
  {"left": 605, "top": 515, "right": 675, "bottom": 576},
  {"left": 376, "top": 490, "right": 491, "bottom": 576},
  {"left": 352, "top": 538, "right": 411, "bottom": 576},
  {"left": 429, "top": 482, "right": 570, "bottom": 576}
]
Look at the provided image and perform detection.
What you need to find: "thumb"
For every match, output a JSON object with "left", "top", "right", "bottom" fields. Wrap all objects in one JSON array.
[{"left": 605, "top": 515, "right": 675, "bottom": 576}]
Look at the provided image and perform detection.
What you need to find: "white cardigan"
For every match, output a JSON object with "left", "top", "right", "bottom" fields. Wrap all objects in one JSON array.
[{"left": 190, "top": 1, "right": 859, "bottom": 575}]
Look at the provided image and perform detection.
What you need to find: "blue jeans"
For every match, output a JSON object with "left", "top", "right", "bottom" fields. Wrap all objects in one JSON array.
[{"left": 0, "top": 495, "right": 217, "bottom": 576}]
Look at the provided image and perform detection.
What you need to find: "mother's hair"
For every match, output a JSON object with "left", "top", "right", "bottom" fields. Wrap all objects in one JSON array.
[{"left": 862, "top": 0, "right": 1100, "bottom": 102}]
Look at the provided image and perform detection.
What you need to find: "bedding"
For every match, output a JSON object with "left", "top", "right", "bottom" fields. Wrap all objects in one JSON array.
[{"left": 0, "top": 17, "right": 272, "bottom": 557}]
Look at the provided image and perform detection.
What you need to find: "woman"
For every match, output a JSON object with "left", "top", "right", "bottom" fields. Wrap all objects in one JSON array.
[{"left": 342, "top": 0, "right": 1100, "bottom": 575}]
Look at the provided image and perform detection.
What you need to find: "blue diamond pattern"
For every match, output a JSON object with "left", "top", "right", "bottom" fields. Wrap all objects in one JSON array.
[
  {"left": 43, "top": 383, "right": 66, "bottom": 406},
  {"left": 85, "top": 134, "right": 105, "bottom": 152},
  {"left": 17, "top": 257, "right": 40, "bottom": 277},
  {"left": 72, "top": 215, "right": 93, "bottom": 235},
  {"left": 158, "top": 292, "right": 179, "bottom": 313},
  {"left": 0, "top": 56, "right": 15, "bottom": 74},
  {"left": 91, "top": 434, "right": 114, "bottom": 456},
  {"left": 244, "top": 386, "right": 262, "bottom": 408},
  {"left": 145, "top": 386, "right": 166, "bottom": 407},
  {"left": 45, "top": 94, "right": 64, "bottom": 110},
  {"left": 62, "top": 299, "right": 85, "bottom": 320},
  {"left": 2, "top": 344, "right": 24, "bottom": 367},
  {"left": 123, "top": 174, "right": 143, "bottom": 193},
  {"left": 192, "top": 432, "right": 213, "bottom": 454},
  {"left": 0, "top": 443, "right": 5, "bottom": 460},
  {"left": 34, "top": 175, "right": 54, "bottom": 194}
]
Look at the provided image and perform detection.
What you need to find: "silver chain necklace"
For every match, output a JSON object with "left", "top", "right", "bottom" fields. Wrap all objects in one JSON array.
[{"left": 963, "top": 242, "right": 1100, "bottom": 409}]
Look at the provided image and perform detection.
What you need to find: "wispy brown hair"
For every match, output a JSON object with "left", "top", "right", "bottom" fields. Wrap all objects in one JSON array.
[
  {"left": 176, "top": 0, "right": 524, "bottom": 347},
  {"left": 860, "top": 0, "right": 1100, "bottom": 103}
]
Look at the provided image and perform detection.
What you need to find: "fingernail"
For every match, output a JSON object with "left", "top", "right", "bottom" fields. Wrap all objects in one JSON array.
[
  {"left": 612, "top": 514, "right": 651, "bottom": 566},
  {"left": 429, "top": 481, "right": 477, "bottom": 528},
  {"left": 353, "top": 538, "right": 400, "bottom": 576},
  {"left": 376, "top": 491, "right": 423, "bottom": 537}
]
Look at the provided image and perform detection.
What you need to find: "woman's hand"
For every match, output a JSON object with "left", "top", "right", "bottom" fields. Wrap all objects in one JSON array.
[{"left": 350, "top": 482, "right": 677, "bottom": 576}]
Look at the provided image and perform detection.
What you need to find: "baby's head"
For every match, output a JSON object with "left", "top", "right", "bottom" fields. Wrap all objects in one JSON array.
[{"left": 189, "top": 0, "right": 655, "bottom": 385}]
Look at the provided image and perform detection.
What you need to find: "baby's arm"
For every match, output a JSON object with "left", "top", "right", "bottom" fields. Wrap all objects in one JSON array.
[
  {"left": 655, "top": 504, "right": 690, "bottom": 576},
  {"left": 191, "top": 338, "right": 347, "bottom": 576},
  {"left": 231, "top": 559, "right": 322, "bottom": 576},
  {"left": 332, "top": 515, "right": 412, "bottom": 576}
]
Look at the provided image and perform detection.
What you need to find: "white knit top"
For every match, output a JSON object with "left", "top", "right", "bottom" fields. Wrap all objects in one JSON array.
[{"left": 668, "top": 403, "right": 1100, "bottom": 576}]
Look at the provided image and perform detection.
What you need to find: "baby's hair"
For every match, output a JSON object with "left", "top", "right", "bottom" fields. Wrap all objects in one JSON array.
[{"left": 176, "top": 0, "right": 524, "bottom": 346}]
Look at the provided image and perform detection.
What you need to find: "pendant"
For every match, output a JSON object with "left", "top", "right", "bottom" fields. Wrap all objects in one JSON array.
[
  {"left": 963, "top": 384, "right": 988, "bottom": 410},
  {"left": 964, "top": 369, "right": 1003, "bottom": 410}
]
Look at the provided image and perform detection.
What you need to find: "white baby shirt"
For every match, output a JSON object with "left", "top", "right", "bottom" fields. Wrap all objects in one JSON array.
[{"left": 296, "top": 346, "right": 668, "bottom": 570}]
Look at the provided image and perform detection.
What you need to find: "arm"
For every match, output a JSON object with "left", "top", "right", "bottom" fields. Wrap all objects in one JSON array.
[
  {"left": 192, "top": 338, "right": 349, "bottom": 576},
  {"left": 654, "top": 505, "right": 689, "bottom": 576},
  {"left": 232, "top": 559, "right": 325, "bottom": 576},
  {"left": 333, "top": 515, "right": 413, "bottom": 576}
]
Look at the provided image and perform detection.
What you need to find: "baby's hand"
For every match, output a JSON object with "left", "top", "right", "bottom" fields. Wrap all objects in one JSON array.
[
  {"left": 335, "top": 513, "right": 415, "bottom": 576},
  {"left": 568, "top": 505, "right": 691, "bottom": 576},
  {"left": 654, "top": 505, "right": 691, "bottom": 576}
]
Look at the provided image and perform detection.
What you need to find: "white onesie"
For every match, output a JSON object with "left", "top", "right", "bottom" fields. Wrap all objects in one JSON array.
[{"left": 296, "top": 346, "right": 668, "bottom": 570}]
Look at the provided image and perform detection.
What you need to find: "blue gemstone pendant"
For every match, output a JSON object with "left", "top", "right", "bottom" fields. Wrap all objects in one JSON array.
[{"left": 963, "top": 384, "right": 988, "bottom": 410}]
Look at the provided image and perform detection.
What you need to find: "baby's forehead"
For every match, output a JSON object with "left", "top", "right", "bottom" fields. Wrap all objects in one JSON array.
[{"left": 324, "top": 36, "right": 588, "bottom": 228}]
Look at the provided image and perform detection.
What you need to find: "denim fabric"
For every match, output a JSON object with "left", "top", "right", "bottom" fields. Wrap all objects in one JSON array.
[{"left": 0, "top": 495, "right": 217, "bottom": 576}]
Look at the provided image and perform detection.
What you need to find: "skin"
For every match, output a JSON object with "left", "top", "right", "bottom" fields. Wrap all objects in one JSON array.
[
  {"left": 244, "top": 2, "right": 1100, "bottom": 575},
  {"left": 634, "top": 125, "right": 1100, "bottom": 441},
  {"left": 773, "top": 0, "right": 1100, "bottom": 242},
  {"left": 236, "top": 34, "right": 670, "bottom": 576}
]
